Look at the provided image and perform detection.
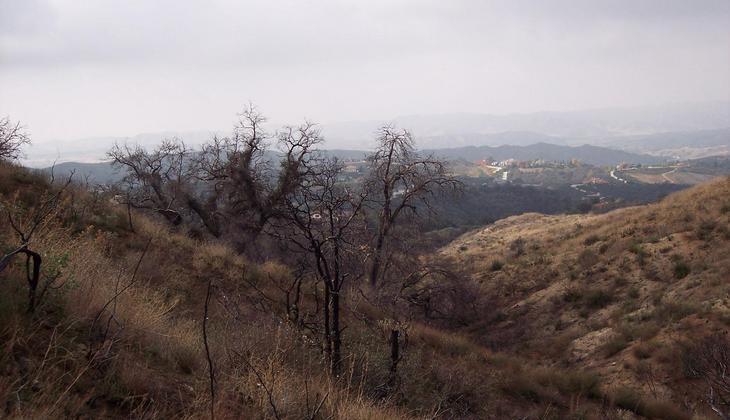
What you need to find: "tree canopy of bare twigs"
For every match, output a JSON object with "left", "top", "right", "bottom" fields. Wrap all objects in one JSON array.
[
  {"left": 0, "top": 117, "right": 31, "bottom": 161},
  {"left": 109, "top": 105, "right": 322, "bottom": 244},
  {"left": 108, "top": 138, "right": 192, "bottom": 227},
  {"left": 366, "top": 125, "right": 462, "bottom": 287},
  {"left": 276, "top": 157, "right": 368, "bottom": 376}
]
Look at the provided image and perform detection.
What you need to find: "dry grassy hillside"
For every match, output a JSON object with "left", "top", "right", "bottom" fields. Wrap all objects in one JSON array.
[
  {"left": 443, "top": 176, "right": 730, "bottom": 418},
  {"left": 1, "top": 161, "right": 728, "bottom": 419}
]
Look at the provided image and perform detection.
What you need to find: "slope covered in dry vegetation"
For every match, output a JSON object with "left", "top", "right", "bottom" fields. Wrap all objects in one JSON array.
[
  {"left": 443, "top": 176, "right": 730, "bottom": 419},
  {"left": 1, "top": 158, "right": 729, "bottom": 419}
]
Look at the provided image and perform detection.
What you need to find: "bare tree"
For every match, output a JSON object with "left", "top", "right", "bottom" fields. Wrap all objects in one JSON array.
[
  {"left": 219, "top": 110, "right": 323, "bottom": 238},
  {"left": 0, "top": 173, "right": 74, "bottom": 312},
  {"left": 0, "top": 117, "right": 30, "bottom": 161},
  {"left": 278, "top": 157, "right": 367, "bottom": 376},
  {"left": 366, "top": 125, "right": 462, "bottom": 287},
  {"left": 108, "top": 138, "right": 192, "bottom": 227},
  {"left": 109, "top": 106, "right": 322, "bottom": 244}
]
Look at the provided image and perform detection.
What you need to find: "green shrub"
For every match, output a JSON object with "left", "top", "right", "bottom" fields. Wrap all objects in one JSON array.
[
  {"left": 500, "top": 373, "right": 545, "bottom": 402},
  {"left": 602, "top": 335, "right": 629, "bottom": 357},
  {"left": 612, "top": 386, "right": 690, "bottom": 420},
  {"left": 577, "top": 249, "right": 598, "bottom": 268},
  {"left": 584, "top": 289, "right": 612, "bottom": 309},
  {"left": 535, "top": 368, "right": 602, "bottom": 398},
  {"left": 583, "top": 234, "right": 601, "bottom": 246},
  {"left": 673, "top": 261, "right": 691, "bottom": 279},
  {"left": 632, "top": 341, "right": 654, "bottom": 359},
  {"left": 613, "top": 276, "right": 627, "bottom": 287},
  {"left": 618, "top": 321, "right": 661, "bottom": 341},
  {"left": 598, "top": 242, "right": 610, "bottom": 254},
  {"left": 628, "top": 242, "right": 643, "bottom": 254},
  {"left": 628, "top": 242, "right": 649, "bottom": 266},
  {"left": 562, "top": 289, "right": 583, "bottom": 303},
  {"left": 654, "top": 301, "right": 698, "bottom": 322},
  {"left": 696, "top": 220, "right": 716, "bottom": 241},
  {"left": 509, "top": 237, "right": 526, "bottom": 257}
]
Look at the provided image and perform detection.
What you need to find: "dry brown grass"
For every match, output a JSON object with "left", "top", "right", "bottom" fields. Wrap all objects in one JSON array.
[{"left": 439, "top": 177, "right": 730, "bottom": 413}]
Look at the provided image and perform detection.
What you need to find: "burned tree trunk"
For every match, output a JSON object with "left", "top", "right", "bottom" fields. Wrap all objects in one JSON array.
[
  {"left": 330, "top": 289, "right": 342, "bottom": 377},
  {"left": 388, "top": 329, "right": 400, "bottom": 388},
  {"left": 0, "top": 245, "right": 42, "bottom": 312}
]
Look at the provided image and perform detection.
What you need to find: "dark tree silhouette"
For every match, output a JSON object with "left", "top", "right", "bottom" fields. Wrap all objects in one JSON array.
[
  {"left": 279, "top": 157, "right": 367, "bottom": 376},
  {"left": 0, "top": 117, "right": 30, "bottom": 161}
]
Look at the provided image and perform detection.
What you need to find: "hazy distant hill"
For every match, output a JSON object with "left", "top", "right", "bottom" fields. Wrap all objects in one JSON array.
[
  {"left": 37, "top": 161, "right": 121, "bottom": 185},
  {"left": 599, "top": 128, "right": 730, "bottom": 160},
  {"left": 321, "top": 101, "right": 730, "bottom": 149},
  {"left": 24, "top": 130, "right": 220, "bottom": 168},
  {"left": 23, "top": 102, "right": 729, "bottom": 166}
]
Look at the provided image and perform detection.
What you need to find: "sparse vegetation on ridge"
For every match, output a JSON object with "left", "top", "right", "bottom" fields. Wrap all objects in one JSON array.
[{"left": 1, "top": 136, "right": 729, "bottom": 418}]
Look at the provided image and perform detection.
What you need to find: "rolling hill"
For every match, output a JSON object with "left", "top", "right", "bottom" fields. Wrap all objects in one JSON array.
[{"left": 440, "top": 177, "right": 730, "bottom": 418}]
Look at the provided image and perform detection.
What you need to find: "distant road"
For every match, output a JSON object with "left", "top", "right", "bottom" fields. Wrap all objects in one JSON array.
[
  {"left": 610, "top": 170, "right": 628, "bottom": 183},
  {"left": 661, "top": 167, "right": 679, "bottom": 183}
]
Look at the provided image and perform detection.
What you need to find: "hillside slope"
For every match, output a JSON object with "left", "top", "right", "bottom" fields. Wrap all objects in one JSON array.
[
  {"left": 442, "top": 177, "right": 730, "bottom": 417},
  {"left": 1, "top": 161, "right": 728, "bottom": 419}
]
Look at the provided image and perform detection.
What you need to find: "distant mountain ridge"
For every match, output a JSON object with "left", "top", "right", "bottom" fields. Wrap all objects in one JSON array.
[
  {"left": 321, "top": 101, "right": 730, "bottom": 149},
  {"left": 24, "top": 102, "right": 729, "bottom": 166},
  {"left": 597, "top": 128, "right": 730, "bottom": 159}
]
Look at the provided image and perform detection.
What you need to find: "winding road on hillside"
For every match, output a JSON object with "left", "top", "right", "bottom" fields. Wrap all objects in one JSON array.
[
  {"left": 661, "top": 167, "right": 679, "bottom": 183},
  {"left": 610, "top": 170, "right": 628, "bottom": 183}
]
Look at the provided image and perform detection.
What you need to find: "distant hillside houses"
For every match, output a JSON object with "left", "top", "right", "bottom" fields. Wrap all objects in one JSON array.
[{"left": 480, "top": 158, "right": 583, "bottom": 169}]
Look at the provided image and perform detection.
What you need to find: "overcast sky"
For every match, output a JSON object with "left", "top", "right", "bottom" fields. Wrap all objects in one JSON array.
[{"left": 1, "top": 0, "right": 729, "bottom": 146}]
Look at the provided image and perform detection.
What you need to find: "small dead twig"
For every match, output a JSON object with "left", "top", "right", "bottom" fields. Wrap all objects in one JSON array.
[
  {"left": 241, "top": 355, "right": 282, "bottom": 420},
  {"left": 88, "top": 237, "right": 152, "bottom": 355},
  {"left": 309, "top": 391, "right": 329, "bottom": 420}
]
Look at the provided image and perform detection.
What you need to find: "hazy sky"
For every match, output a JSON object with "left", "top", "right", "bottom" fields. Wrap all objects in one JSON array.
[{"left": 1, "top": 0, "right": 729, "bottom": 145}]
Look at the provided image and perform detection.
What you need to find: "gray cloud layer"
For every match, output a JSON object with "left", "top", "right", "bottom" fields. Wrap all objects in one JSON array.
[{"left": 1, "top": 0, "right": 729, "bottom": 145}]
